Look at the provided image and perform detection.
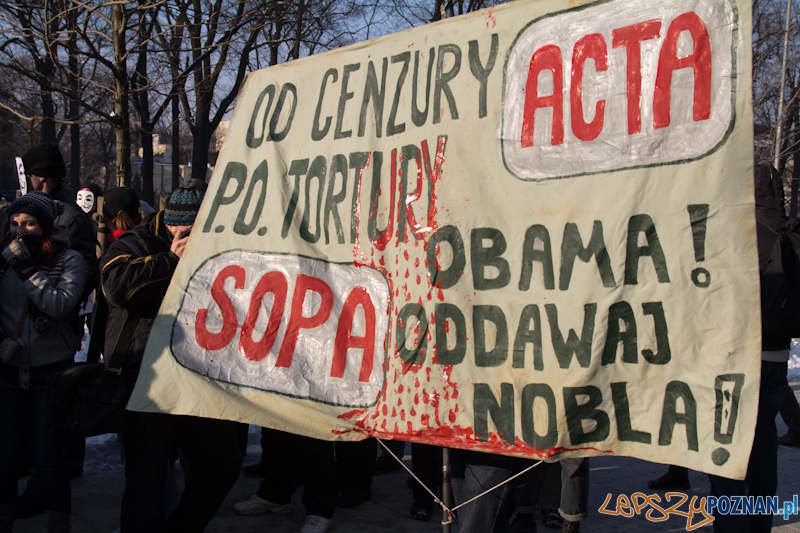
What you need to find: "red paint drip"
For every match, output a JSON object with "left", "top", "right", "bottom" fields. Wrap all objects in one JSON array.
[
  {"left": 338, "top": 409, "right": 366, "bottom": 420},
  {"left": 351, "top": 153, "right": 370, "bottom": 258}
]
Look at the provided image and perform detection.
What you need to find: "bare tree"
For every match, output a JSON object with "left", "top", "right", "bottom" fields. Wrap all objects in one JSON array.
[{"left": 753, "top": 0, "right": 800, "bottom": 170}]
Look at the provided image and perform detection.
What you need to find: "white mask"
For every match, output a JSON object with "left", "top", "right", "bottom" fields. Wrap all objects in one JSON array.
[{"left": 76, "top": 189, "right": 95, "bottom": 214}]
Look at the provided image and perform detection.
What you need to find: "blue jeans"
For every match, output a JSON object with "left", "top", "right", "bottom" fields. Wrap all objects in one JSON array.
[
  {"left": 0, "top": 385, "right": 70, "bottom": 513},
  {"left": 455, "top": 462, "right": 519, "bottom": 533},
  {"left": 559, "top": 457, "right": 589, "bottom": 522},
  {"left": 708, "top": 360, "right": 787, "bottom": 533}
]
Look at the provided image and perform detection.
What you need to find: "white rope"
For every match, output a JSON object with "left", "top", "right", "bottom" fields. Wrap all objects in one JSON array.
[{"left": 375, "top": 439, "right": 544, "bottom": 524}]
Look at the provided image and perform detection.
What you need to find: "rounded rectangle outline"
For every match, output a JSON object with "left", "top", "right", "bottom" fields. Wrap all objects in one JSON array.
[
  {"left": 168, "top": 249, "right": 392, "bottom": 408},
  {"left": 499, "top": 0, "right": 741, "bottom": 182}
]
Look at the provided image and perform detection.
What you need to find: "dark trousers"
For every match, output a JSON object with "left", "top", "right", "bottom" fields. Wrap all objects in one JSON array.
[
  {"left": 780, "top": 384, "right": 800, "bottom": 440},
  {"left": 257, "top": 428, "right": 336, "bottom": 519},
  {"left": 0, "top": 386, "right": 70, "bottom": 513},
  {"left": 120, "top": 411, "right": 242, "bottom": 533},
  {"left": 516, "top": 461, "right": 561, "bottom": 513},
  {"left": 708, "top": 360, "right": 787, "bottom": 533},
  {"left": 455, "top": 456, "right": 529, "bottom": 533},
  {"left": 411, "top": 443, "right": 438, "bottom": 504},
  {"left": 335, "top": 439, "right": 376, "bottom": 491}
]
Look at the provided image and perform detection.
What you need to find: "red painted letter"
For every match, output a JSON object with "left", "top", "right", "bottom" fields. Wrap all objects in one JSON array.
[
  {"left": 370, "top": 149, "right": 396, "bottom": 251},
  {"left": 276, "top": 275, "right": 334, "bottom": 367},
  {"left": 421, "top": 136, "right": 447, "bottom": 235},
  {"left": 612, "top": 19, "right": 662, "bottom": 135},
  {"left": 239, "top": 271, "right": 288, "bottom": 362},
  {"left": 402, "top": 146, "right": 424, "bottom": 242},
  {"left": 653, "top": 12, "right": 712, "bottom": 129},
  {"left": 331, "top": 287, "right": 376, "bottom": 382},
  {"left": 196, "top": 265, "right": 245, "bottom": 351},
  {"left": 521, "top": 44, "right": 564, "bottom": 148},
  {"left": 571, "top": 33, "right": 608, "bottom": 141}
]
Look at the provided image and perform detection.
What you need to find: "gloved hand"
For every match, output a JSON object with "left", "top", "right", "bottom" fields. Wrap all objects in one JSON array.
[{"left": 2, "top": 235, "right": 38, "bottom": 280}]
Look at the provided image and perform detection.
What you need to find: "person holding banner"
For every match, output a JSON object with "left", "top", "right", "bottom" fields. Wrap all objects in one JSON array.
[
  {"left": 101, "top": 186, "right": 242, "bottom": 533},
  {"left": 0, "top": 192, "right": 86, "bottom": 533},
  {"left": 234, "top": 427, "right": 337, "bottom": 533},
  {"left": 455, "top": 451, "right": 587, "bottom": 533},
  {"left": 706, "top": 163, "right": 792, "bottom": 532}
]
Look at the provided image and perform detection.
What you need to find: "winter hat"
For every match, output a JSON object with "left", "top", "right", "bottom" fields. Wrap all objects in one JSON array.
[
  {"left": 103, "top": 187, "right": 141, "bottom": 219},
  {"left": 21, "top": 143, "right": 67, "bottom": 180},
  {"left": 84, "top": 183, "right": 103, "bottom": 199},
  {"left": 165, "top": 186, "right": 204, "bottom": 226},
  {"left": 8, "top": 191, "right": 58, "bottom": 232}
]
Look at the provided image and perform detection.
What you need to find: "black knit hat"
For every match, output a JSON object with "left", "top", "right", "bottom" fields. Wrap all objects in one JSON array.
[
  {"left": 8, "top": 191, "right": 58, "bottom": 232},
  {"left": 84, "top": 183, "right": 103, "bottom": 198},
  {"left": 103, "top": 187, "right": 141, "bottom": 219},
  {"left": 165, "top": 186, "right": 204, "bottom": 226},
  {"left": 21, "top": 143, "right": 66, "bottom": 180}
]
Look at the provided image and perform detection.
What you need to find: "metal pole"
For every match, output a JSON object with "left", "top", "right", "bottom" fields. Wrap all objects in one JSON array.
[
  {"left": 442, "top": 448, "right": 451, "bottom": 533},
  {"left": 774, "top": 0, "right": 792, "bottom": 168}
]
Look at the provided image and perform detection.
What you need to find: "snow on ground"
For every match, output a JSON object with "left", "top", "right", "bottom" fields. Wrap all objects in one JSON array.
[{"left": 790, "top": 340, "right": 800, "bottom": 382}]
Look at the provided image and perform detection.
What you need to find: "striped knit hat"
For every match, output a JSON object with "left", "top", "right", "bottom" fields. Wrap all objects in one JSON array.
[
  {"left": 165, "top": 186, "right": 204, "bottom": 226},
  {"left": 8, "top": 191, "right": 58, "bottom": 232}
]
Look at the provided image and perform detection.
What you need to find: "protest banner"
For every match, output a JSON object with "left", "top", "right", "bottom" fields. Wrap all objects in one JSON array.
[{"left": 128, "top": 0, "right": 759, "bottom": 478}]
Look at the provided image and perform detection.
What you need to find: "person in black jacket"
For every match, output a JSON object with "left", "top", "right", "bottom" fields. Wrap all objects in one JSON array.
[
  {"left": 101, "top": 186, "right": 242, "bottom": 533},
  {"left": 706, "top": 163, "right": 791, "bottom": 533},
  {"left": 21, "top": 143, "right": 98, "bottom": 300},
  {"left": 12, "top": 144, "right": 98, "bottom": 520}
]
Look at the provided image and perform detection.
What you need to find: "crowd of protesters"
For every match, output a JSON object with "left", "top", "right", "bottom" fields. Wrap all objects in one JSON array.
[{"left": 0, "top": 143, "right": 796, "bottom": 533}]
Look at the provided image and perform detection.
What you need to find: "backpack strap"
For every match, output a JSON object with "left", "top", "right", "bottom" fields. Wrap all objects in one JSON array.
[
  {"left": 11, "top": 302, "right": 29, "bottom": 342},
  {"left": 103, "top": 309, "right": 138, "bottom": 374}
]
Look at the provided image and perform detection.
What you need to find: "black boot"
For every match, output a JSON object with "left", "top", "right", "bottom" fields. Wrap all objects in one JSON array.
[
  {"left": 647, "top": 465, "right": 690, "bottom": 490},
  {"left": 242, "top": 462, "right": 267, "bottom": 478},
  {"left": 0, "top": 502, "right": 14, "bottom": 533},
  {"left": 46, "top": 511, "right": 71, "bottom": 533},
  {"left": 15, "top": 477, "right": 45, "bottom": 519}
]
